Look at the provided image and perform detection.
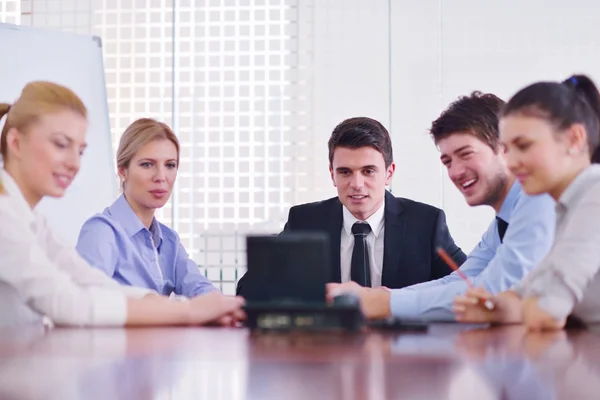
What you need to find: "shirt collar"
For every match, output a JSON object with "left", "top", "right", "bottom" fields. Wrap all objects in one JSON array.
[
  {"left": 149, "top": 217, "right": 163, "bottom": 246},
  {"left": 342, "top": 201, "right": 385, "bottom": 238},
  {"left": 107, "top": 194, "right": 163, "bottom": 244},
  {"left": 559, "top": 165, "right": 600, "bottom": 208},
  {"left": 497, "top": 179, "right": 522, "bottom": 223},
  {"left": 1, "top": 169, "right": 36, "bottom": 226}
]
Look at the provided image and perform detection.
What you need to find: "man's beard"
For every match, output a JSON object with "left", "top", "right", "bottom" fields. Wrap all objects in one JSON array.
[{"left": 480, "top": 169, "right": 509, "bottom": 208}]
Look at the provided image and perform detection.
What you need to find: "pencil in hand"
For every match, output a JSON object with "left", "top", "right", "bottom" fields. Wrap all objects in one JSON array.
[{"left": 436, "top": 247, "right": 495, "bottom": 311}]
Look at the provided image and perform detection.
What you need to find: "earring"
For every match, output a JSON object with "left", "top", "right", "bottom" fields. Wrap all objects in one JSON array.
[{"left": 568, "top": 148, "right": 576, "bottom": 155}]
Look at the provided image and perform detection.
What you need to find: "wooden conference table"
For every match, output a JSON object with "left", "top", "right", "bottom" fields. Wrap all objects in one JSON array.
[{"left": 0, "top": 323, "right": 598, "bottom": 399}]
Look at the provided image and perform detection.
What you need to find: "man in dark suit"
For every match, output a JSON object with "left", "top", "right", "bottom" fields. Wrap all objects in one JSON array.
[
  {"left": 326, "top": 93, "right": 555, "bottom": 322},
  {"left": 237, "top": 117, "right": 466, "bottom": 296}
]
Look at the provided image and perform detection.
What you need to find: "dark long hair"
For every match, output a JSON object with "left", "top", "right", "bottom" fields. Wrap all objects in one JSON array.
[{"left": 502, "top": 74, "right": 600, "bottom": 163}]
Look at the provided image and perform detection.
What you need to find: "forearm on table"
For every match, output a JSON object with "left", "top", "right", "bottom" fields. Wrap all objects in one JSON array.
[{"left": 125, "top": 297, "right": 191, "bottom": 326}]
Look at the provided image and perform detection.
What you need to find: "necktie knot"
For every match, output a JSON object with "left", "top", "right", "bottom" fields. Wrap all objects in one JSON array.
[
  {"left": 496, "top": 217, "right": 509, "bottom": 243},
  {"left": 352, "top": 222, "right": 371, "bottom": 236}
]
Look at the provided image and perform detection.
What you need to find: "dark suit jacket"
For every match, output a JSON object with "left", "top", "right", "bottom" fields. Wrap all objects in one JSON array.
[{"left": 237, "top": 191, "right": 466, "bottom": 295}]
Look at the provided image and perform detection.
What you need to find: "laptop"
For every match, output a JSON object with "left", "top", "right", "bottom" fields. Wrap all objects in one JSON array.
[{"left": 243, "top": 232, "right": 331, "bottom": 305}]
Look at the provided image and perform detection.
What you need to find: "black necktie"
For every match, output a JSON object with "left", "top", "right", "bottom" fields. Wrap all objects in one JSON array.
[
  {"left": 496, "top": 217, "right": 509, "bottom": 243},
  {"left": 351, "top": 222, "right": 372, "bottom": 287}
]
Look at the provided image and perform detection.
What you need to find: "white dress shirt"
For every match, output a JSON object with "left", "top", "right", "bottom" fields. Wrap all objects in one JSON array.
[
  {"left": 0, "top": 170, "right": 151, "bottom": 328},
  {"left": 340, "top": 202, "right": 385, "bottom": 287}
]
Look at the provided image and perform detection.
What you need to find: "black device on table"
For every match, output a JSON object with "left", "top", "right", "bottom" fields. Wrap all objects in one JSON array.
[{"left": 242, "top": 232, "right": 364, "bottom": 332}]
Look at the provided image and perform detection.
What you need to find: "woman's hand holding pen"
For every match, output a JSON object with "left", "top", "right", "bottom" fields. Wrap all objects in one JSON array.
[{"left": 453, "top": 288, "right": 523, "bottom": 324}]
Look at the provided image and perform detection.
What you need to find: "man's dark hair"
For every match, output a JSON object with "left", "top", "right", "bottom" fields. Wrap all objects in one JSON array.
[
  {"left": 429, "top": 91, "right": 505, "bottom": 152},
  {"left": 328, "top": 117, "right": 393, "bottom": 167}
]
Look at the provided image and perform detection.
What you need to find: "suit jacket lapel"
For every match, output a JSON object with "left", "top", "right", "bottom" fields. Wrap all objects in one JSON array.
[
  {"left": 326, "top": 199, "right": 343, "bottom": 283},
  {"left": 382, "top": 191, "right": 406, "bottom": 286}
]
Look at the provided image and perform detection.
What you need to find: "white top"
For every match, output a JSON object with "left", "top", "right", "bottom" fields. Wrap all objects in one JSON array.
[
  {"left": 0, "top": 170, "right": 152, "bottom": 327},
  {"left": 340, "top": 202, "right": 385, "bottom": 287},
  {"left": 515, "top": 165, "right": 600, "bottom": 325}
]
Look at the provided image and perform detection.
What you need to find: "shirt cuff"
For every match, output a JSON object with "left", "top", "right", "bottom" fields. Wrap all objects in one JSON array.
[
  {"left": 521, "top": 269, "right": 576, "bottom": 321},
  {"left": 389, "top": 288, "right": 420, "bottom": 319},
  {"left": 89, "top": 288, "right": 128, "bottom": 326},
  {"left": 537, "top": 294, "right": 574, "bottom": 321},
  {"left": 191, "top": 284, "right": 220, "bottom": 297}
]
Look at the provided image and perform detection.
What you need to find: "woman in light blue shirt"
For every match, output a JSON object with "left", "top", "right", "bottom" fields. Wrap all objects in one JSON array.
[{"left": 76, "top": 118, "right": 217, "bottom": 297}]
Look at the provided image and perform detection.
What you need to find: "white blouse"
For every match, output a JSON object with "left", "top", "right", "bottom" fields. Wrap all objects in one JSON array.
[
  {"left": 0, "top": 170, "right": 152, "bottom": 327},
  {"left": 515, "top": 165, "right": 600, "bottom": 325}
]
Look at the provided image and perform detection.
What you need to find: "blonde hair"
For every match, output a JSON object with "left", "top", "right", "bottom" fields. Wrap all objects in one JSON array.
[
  {"left": 0, "top": 81, "right": 87, "bottom": 195},
  {"left": 117, "top": 118, "right": 180, "bottom": 171}
]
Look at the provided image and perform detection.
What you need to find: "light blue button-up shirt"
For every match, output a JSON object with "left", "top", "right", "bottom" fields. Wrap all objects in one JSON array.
[
  {"left": 389, "top": 180, "right": 556, "bottom": 321},
  {"left": 76, "top": 194, "right": 217, "bottom": 297}
]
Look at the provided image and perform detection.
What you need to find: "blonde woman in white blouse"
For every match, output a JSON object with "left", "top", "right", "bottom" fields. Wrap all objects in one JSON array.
[
  {"left": 454, "top": 74, "right": 600, "bottom": 331},
  {"left": 0, "top": 81, "right": 243, "bottom": 328}
]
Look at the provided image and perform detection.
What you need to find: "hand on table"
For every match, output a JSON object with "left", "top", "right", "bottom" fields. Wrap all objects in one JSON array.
[
  {"left": 188, "top": 292, "right": 245, "bottom": 326},
  {"left": 454, "top": 288, "right": 522, "bottom": 324},
  {"left": 326, "top": 281, "right": 391, "bottom": 320}
]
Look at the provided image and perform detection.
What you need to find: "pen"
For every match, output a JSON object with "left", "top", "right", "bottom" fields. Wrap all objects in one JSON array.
[{"left": 436, "top": 247, "right": 495, "bottom": 311}]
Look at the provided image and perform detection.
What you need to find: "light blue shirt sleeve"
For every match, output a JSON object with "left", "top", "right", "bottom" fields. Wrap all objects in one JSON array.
[
  {"left": 76, "top": 217, "right": 119, "bottom": 277},
  {"left": 390, "top": 193, "right": 556, "bottom": 321},
  {"left": 392, "top": 220, "right": 500, "bottom": 290},
  {"left": 396, "top": 273, "right": 463, "bottom": 291},
  {"left": 397, "top": 221, "right": 496, "bottom": 292},
  {"left": 173, "top": 237, "right": 218, "bottom": 297}
]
